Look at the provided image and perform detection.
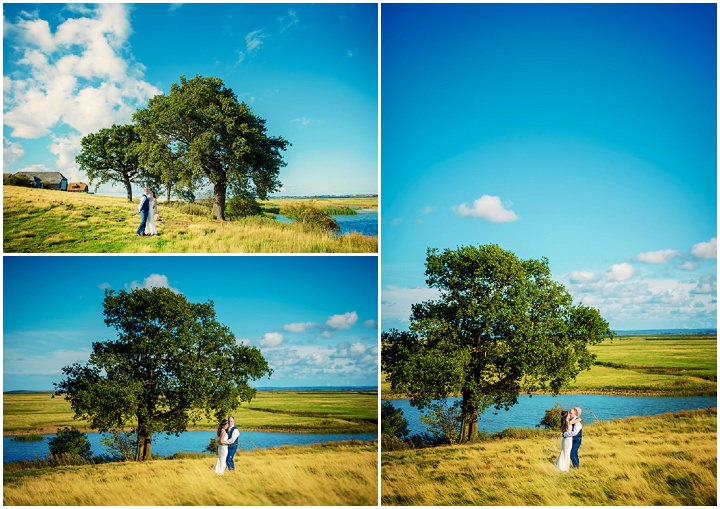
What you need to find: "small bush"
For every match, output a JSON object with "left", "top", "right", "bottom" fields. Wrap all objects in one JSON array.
[
  {"left": 226, "top": 194, "right": 263, "bottom": 218},
  {"left": 48, "top": 427, "right": 92, "bottom": 460},
  {"left": 419, "top": 402, "right": 461, "bottom": 445},
  {"left": 539, "top": 402, "right": 564, "bottom": 429},
  {"left": 206, "top": 437, "right": 219, "bottom": 454},
  {"left": 4, "top": 174, "right": 35, "bottom": 188},
  {"left": 381, "top": 401, "right": 410, "bottom": 439},
  {"left": 280, "top": 204, "right": 340, "bottom": 233},
  {"left": 100, "top": 431, "right": 135, "bottom": 461},
  {"left": 322, "top": 206, "right": 357, "bottom": 216},
  {"left": 381, "top": 433, "right": 409, "bottom": 451}
]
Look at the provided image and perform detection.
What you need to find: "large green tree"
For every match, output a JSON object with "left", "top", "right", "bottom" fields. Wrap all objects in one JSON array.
[
  {"left": 382, "top": 244, "right": 612, "bottom": 443},
  {"left": 54, "top": 287, "right": 272, "bottom": 461},
  {"left": 134, "top": 75, "right": 289, "bottom": 220},
  {"left": 76, "top": 124, "right": 143, "bottom": 202}
]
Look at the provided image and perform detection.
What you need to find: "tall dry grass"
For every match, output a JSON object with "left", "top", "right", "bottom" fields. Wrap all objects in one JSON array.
[
  {"left": 382, "top": 408, "right": 716, "bottom": 505},
  {"left": 3, "top": 441, "right": 377, "bottom": 505},
  {"left": 3, "top": 186, "right": 377, "bottom": 253}
]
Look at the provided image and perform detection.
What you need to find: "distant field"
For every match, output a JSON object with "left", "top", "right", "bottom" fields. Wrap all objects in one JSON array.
[
  {"left": 382, "top": 334, "right": 717, "bottom": 397},
  {"left": 3, "top": 440, "right": 377, "bottom": 505},
  {"left": 3, "top": 186, "right": 377, "bottom": 253},
  {"left": 261, "top": 196, "right": 378, "bottom": 211},
  {"left": 382, "top": 408, "right": 716, "bottom": 505},
  {"left": 3, "top": 390, "right": 378, "bottom": 436}
]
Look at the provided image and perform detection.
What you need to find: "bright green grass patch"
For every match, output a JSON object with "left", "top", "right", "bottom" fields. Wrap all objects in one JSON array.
[{"left": 3, "top": 390, "right": 378, "bottom": 435}]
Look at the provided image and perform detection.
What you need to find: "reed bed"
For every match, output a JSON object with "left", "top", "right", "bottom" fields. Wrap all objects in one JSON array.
[
  {"left": 382, "top": 408, "right": 716, "bottom": 506},
  {"left": 3, "top": 441, "right": 378, "bottom": 505}
]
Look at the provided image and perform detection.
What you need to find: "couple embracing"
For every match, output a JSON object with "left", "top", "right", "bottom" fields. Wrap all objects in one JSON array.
[
  {"left": 555, "top": 406, "right": 583, "bottom": 472},
  {"left": 214, "top": 416, "right": 240, "bottom": 475}
]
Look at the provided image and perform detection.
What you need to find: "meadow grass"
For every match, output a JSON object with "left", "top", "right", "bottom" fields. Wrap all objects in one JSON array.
[
  {"left": 3, "top": 440, "right": 378, "bottom": 505},
  {"left": 3, "top": 390, "right": 378, "bottom": 435},
  {"left": 3, "top": 186, "right": 377, "bottom": 253},
  {"left": 261, "top": 196, "right": 378, "bottom": 211},
  {"left": 381, "top": 408, "right": 716, "bottom": 506},
  {"left": 382, "top": 334, "right": 717, "bottom": 398}
]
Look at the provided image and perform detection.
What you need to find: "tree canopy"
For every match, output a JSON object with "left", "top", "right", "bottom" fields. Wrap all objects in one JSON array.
[
  {"left": 134, "top": 75, "right": 289, "bottom": 220},
  {"left": 382, "top": 244, "right": 612, "bottom": 443},
  {"left": 75, "top": 123, "right": 143, "bottom": 202},
  {"left": 54, "top": 287, "right": 272, "bottom": 460}
]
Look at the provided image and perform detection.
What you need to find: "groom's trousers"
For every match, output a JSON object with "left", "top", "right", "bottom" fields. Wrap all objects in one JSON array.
[
  {"left": 226, "top": 445, "right": 238, "bottom": 471},
  {"left": 136, "top": 210, "right": 148, "bottom": 235},
  {"left": 570, "top": 433, "right": 582, "bottom": 469}
]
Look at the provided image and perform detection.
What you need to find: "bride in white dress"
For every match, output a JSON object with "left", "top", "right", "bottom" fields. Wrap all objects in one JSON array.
[
  {"left": 214, "top": 419, "right": 230, "bottom": 475},
  {"left": 146, "top": 190, "right": 158, "bottom": 236},
  {"left": 555, "top": 410, "right": 576, "bottom": 472}
]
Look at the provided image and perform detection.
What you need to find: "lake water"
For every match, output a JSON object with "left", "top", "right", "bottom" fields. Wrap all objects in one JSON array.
[
  {"left": 275, "top": 211, "right": 378, "bottom": 236},
  {"left": 3, "top": 430, "right": 377, "bottom": 463},
  {"left": 388, "top": 395, "right": 717, "bottom": 435}
]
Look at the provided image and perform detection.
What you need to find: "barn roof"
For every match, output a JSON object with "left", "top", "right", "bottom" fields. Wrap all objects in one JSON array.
[{"left": 17, "top": 171, "right": 67, "bottom": 184}]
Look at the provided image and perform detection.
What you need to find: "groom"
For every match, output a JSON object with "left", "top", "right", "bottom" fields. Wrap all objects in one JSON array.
[
  {"left": 225, "top": 415, "right": 240, "bottom": 472},
  {"left": 563, "top": 407, "right": 583, "bottom": 469},
  {"left": 136, "top": 187, "right": 151, "bottom": 236}
]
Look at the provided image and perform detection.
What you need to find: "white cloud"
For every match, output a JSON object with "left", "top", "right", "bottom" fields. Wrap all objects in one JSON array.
[
  {"left": 605, "top": 263, "right": 635, "bottom": 282},
  {"left": 259, "top": 332, "right": 284, "bottom": 348},
  {"left": 3, "top": 138, "right": 25, "bottom": 169},
  {"left": 283, "top": 322, "right": 315, "bottom": 333},
  {"left": 679, "top": 261, "right": 696, "bottom": 271},
  {"left": 637, "top": 249, "right": 679, "bottom": 264},
  {"left": 691, "top": 237, "right": 717, "bottom": 260},
  {"left": 279, "top": 9, "right": 299, "bottom": 32},
  {"left": 363, "top": 319, "right": 377, "bottom": 328},
  {"left": 98, "top": 282, "right": 111, "bottom": 290},
  {"left": 291, "top": 117, "right": 312, "bottom": 127},
  {"left": 454, "top": 194, "right": 518, "bottom": 222},
  {"left": 128, "top": 273, "right": 180, "bottom": 293},
  {"left": 326, "top": 311, "right": 359, "bottom": 330},
  {"left": 3, "top": 4, "right": 160, "bottom": 175},
  {"left": 381, "top": 285, "right": 442, "bottom": 324},
  {"left": 349, "top": 343, "right": 366, "bottom": 356},
  {"left": 569, "top": 271, "right": 596, "bottom": 284}
]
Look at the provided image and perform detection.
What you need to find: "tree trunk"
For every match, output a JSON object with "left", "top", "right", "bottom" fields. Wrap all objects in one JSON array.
[
  {"left": 123, "top": 176, "right": 133, "bottom": 203},
  {"left": 135, "top": 429, "right": 153, "bottom": 461},
  {"left": 212, "top": 182, "right": 226, "bottom": 221},
  {"left": 166, "top": 184, "right": 171, "bottom": 203},
  {"left": 459, "top": 390, "right": 479, "bottom": 443}
]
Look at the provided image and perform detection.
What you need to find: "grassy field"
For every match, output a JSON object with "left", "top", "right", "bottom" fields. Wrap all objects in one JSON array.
[
  {"left": 382, "top": 334, "right": 717, "bottom": 398},
  {"left": 382, "top": 408, "right": 716, "bottom": 505},
  {"left": 3, "top": 186, "right": 377, "bottom": 253},
  {"left": 3, "top": 390, "right": 378, "bottom": 436},
  {"left": 261, "top": 196, "right": 378, "bottom": 211},
  {"left": 3, "top": 440, "right": 377, "bottom": 505}
]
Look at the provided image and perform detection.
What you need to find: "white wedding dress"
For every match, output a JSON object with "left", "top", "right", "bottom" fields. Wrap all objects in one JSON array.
[
  {"left": 214, "top": 432, "right": 228, "bottom": 475},
  {"left": 146, "top": 199, "right": 157, "bottom": 235},
  {"left": 555, "top": 436, "right": 572, "bottom": 471}
]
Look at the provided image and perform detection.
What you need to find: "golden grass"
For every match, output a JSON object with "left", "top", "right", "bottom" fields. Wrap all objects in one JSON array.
[
  {"left": 3, "top": 186, "right": 377, "bottom": 253},
  {"left": 261, "top": 196, "right": 377, "bottom": 210},
  {"left": 382, "top": 408, "right": 716, "bottom": 505},
  {"left": 3, "top": 441, "right": 378, "bottom": 505}
]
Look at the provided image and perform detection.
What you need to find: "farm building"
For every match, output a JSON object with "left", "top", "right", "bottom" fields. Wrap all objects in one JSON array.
[
  {"left": 67, "top": 182, "right": 89, "bottom": 192},
  {"left": 16, "top": 170, "right": 68, "bottom": 191}
]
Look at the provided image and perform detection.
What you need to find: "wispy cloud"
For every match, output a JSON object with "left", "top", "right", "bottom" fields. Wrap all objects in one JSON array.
[
  {"left": 637, "top": 249, "right": 679, "bottom": 264},
  {"left": 279, "top": 9, "right": 299, "bottom": 33},
  {"left": 453, "top": 194, "right": 518, "bottom": 222},
  {"left": 291, "top": 117, "right": 312, "bottom": 127},
  {"left": 283, "top": 322, "right": 315, "bottom": 333}
]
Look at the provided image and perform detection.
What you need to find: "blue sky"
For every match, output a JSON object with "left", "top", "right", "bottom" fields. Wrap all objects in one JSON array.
[
  {"left": 382, "top": 3, "right": 716, "bottom": 331},
  {"left": 3, "top": 3, "right": 377, "bottom": 196},
  {"left": 3, "top": 256, "right": 378, "bottom": 391}
]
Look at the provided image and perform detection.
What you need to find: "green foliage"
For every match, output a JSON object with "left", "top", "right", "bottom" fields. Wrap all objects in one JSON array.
[
  {"left": 48, "top": 427, "right": 92, "bottom": 460},
  {"left": 54, "top": 287, "right": 272, "bottom": 461},
  {"left": 381, "top": 401, "right": 409, "bottom": 439},
  {"left": 381, "top": 433, "right": 410, "bottom": 451},
  {"left": 322, "top": 206, "right": 357, "bottom": 216},
  {"left": 419, "top": 402, "right": 461, "bottom": 445},
  {"left": 11, "top": 434, "right": 44, "bottom": 441},
  {"left": 100, "top": 431, "right": 136, "bottom": 461},
  {"left": 4, "top": 174, "right": 35, "bottom": 187},
  {"left": 538, "top": 403, "right": 565, "bottom": 430},
  {"left": 76, "top": 124, "right": 142, "bottom": 202},
  {"left": 281, "top": 204, "right": 340, "bottom": 233},
  {"left": 382, "top": 244, "right": 613, "bottom": 443},
  {"left": 134, "top": 75, "right": 289, "bottom": 220},
  {"left": 226, "top": 192, "right": 264, "bottom": 218},
  {"left": 206, "top": 437, "right": 219, "bottom": 454}
]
